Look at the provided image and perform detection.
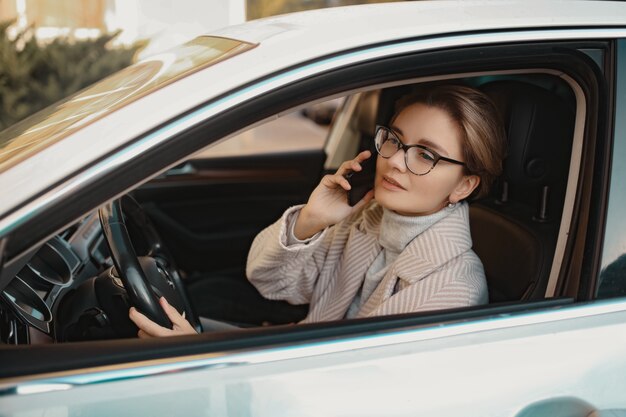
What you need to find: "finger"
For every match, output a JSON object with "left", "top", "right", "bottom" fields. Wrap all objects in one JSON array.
[
  {"left": 340, "top": 151, "right": 373, "bottom": 176},
  {"left": 159, "top": 299, "right": 196, "bottom": 334},
  {"left": 339, "top": 174, "right": 353, "bottom": 190},
  {"left": 159, "top": 297, "right": 187, "bottom": 327},
  {"left": 355, "top": 150, "right": 372, "bottom": 163},
  {"left": 160, "top": 299, "right": 195, "bottom": 333},
  {"left": 352, "top": 151, "right": 372, "bottom": 170},
  {"left": 329, "top": 173, "right": 352, "bottom": 191},
  {"left": 137, "top": 329, "right": 152, "bottom": 339},
  {"left": 338, "top": 160, "right": 355, "bottom": 176},
  {"left": 349, "top": 159, "right": 363, "bottom": 172},
  {"left": 321, "top": 173, "right": 351, "bottom": 190},
  {"left": 129, "top": 307, "right": 171, "bottom": 337}
]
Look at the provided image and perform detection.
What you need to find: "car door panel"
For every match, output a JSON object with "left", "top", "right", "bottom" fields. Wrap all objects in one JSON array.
[
  {"left": 4, "top": 299, "right": 626, "bottom": 416},
  {"left": 133, "top": 150, "right": 325, "bottom": 275}
]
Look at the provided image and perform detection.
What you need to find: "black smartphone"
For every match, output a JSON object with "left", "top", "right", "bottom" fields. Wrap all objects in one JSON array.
[{"left": 345, "top": 156, "right": 376, "bottom": 206}]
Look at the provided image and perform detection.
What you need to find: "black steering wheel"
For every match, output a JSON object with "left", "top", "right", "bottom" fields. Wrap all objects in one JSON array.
[{"left": 98, "top": 196, "right": 198, "bottom": 331}]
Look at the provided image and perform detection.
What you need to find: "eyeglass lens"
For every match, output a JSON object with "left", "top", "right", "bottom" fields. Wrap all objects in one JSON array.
[{"left": 374, "top": 128, "right": 436, "bottom": 175}]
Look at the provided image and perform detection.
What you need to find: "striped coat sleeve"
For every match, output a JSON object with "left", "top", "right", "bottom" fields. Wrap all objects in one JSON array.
[{"left": 246, "top": 205, "right": 336, "bottom": 305}]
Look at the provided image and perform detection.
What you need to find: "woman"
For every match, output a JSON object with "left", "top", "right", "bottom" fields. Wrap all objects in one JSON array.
[{"left": 130, "top": 84, "right": 506, "bottom": 336}]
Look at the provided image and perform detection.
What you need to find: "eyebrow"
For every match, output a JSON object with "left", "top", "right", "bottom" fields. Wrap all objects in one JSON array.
[{"left": 390, "top": 125, "right": 449, "bottom": 156}]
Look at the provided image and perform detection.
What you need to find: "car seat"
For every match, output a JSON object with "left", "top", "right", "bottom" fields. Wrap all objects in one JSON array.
[{"left": 471, "top": 80, "right": 575, "bottom": 302}]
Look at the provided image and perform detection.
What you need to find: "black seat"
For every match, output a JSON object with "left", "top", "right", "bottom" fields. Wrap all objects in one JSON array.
[{"left": 471, "top": 80, "right": 575, "bottom": 302}]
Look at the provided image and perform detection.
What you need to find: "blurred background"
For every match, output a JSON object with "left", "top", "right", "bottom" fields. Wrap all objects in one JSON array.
[{"left": 0, "top": 0, "right": 397, "bottom": 131}]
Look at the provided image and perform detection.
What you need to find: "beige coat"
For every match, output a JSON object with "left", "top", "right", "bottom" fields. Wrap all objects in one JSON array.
[{"left": 246, "top": 202, "right": 487, "bottom": 323}]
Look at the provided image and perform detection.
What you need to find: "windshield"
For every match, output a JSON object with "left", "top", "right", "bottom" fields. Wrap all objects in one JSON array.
[{"left": 0, "top": 36, "right": 256, "bottom": 173}]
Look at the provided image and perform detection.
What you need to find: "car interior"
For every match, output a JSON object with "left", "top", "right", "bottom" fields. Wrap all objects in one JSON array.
[
  {"left": 0, "top": 70, "right": 579, "bottom": 346},
  {"left": 346, "top": 76, "right": 576, "bottom": 304},
  {"left": 184, "top": 74, "right": 576, "bottom": 325}
]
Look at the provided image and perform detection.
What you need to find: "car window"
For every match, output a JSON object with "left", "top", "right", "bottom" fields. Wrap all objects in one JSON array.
[
  {"left": 598, "top": 39, "right": 626, "bottom": 298},
  {"left": 192, "top": 99, "right": 342, "bottom": 159}
]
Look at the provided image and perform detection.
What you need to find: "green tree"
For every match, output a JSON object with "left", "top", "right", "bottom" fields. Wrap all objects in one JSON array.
[{"left": 0, "top": 21, "right": 144, "bottom": 131}]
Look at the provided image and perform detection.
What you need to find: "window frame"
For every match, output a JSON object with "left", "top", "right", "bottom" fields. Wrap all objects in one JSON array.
[{"left": 597, "top": 38, "right": 626, "bottom": 298}]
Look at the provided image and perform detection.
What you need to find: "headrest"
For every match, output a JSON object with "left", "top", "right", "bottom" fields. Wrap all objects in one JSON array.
[{"left": 480, "top": 81, "right": 575, "bottom": 187}]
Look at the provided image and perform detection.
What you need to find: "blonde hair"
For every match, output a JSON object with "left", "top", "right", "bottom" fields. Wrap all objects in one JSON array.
[{"left": 394, "top": 84, "right": 506, "bottom": 199}]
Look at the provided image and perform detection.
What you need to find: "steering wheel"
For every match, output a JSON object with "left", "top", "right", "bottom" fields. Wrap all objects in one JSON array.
[{"left": 98, "top": 196, "right": 198, "bottom": 331}]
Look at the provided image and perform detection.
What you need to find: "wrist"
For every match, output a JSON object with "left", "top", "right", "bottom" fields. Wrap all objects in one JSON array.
[{"left": 294, "top": 206, "right": 327, "bottom": 240}]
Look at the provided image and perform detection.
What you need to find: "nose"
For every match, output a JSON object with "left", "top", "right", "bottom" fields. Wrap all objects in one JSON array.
[{"left": 386, "top": 148, "right": 407, "bottom": 172}]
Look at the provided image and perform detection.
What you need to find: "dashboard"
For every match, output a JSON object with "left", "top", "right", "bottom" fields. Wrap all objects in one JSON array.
[{"left": 0, "top": 212, "right": 115, "bottom": 344}]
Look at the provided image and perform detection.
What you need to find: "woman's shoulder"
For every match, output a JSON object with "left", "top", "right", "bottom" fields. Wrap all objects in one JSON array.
[
  {"left": 445, "top": 249, "right": 487, "bottom": 292},
  {"left": 426, "top": 249, "right": 488, "bottom": 304}
]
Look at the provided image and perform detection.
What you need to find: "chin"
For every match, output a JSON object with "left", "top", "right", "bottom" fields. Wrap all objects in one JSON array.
[
  {"left": 375, "top": 190, "right": 443, "bottom": 216},
  {"left": 374, "top": 191, "right": 411, "bottom": 215}
]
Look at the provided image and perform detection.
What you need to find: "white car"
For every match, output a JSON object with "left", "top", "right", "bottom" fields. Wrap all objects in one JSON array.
[{"left": 1, "top": 1, "right": 626, "bottom": 415}]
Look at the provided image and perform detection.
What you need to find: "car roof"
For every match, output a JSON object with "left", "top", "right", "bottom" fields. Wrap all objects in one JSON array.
[
  {"left": 1, "top": 0, "right": 625, "bottom": 234},
  {"left": 213, "top": 0, "right": 626, "bottom": 45}
]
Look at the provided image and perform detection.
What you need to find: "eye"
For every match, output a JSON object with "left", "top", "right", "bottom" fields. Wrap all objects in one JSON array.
[
  {"left": 387, "top": 136, "right": 401, "bottom": 147},
  {"left": 417, "top": 149, "right": 436, "bottom": 162}
]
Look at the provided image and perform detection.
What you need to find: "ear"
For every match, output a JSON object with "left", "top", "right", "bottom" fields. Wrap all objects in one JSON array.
[{"left": 449, "top": 175, "right": 480, "bottom": 203}]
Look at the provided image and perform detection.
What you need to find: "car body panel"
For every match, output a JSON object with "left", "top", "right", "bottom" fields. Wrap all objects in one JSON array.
[{"left": 3, "top": 298, "right": 626, "bottom": 416}]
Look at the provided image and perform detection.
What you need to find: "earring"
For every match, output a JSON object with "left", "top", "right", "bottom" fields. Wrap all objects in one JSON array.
[{"left": 447, "top": 201, "right": 456, "bottom": 209}]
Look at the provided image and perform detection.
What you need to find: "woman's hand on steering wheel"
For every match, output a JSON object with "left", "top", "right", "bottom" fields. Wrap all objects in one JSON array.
[{"left": 129, "top": 296, "right": 197, "bottom": 338}]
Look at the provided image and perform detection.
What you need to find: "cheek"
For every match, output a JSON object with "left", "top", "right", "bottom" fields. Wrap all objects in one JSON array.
[
  {"left": 407, "top": 174, "right": 437, "bottom": 193},
  {"left": 374, "top": 156, "right": 385, "bottom": 182},
  {"left": 407, "top": 172, "right": 461, "bottom": 198}
]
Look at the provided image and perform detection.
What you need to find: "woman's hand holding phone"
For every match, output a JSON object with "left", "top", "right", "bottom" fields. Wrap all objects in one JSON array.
[
  {"left": 294, "top": 150, "right": 375, "bottom": 240},
  {"left": 345, "top": 154, "right": 376, "bottom": 206}
]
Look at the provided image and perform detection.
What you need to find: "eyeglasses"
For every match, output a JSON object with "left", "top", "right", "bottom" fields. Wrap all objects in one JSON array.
[{"left": 374, "top": 125, "right": 466, "bottom": 176}]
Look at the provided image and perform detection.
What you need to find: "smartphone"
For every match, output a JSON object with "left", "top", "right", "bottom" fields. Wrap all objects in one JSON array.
[{"left": 345, "top": 156, "right": 376, "bottom": 206}]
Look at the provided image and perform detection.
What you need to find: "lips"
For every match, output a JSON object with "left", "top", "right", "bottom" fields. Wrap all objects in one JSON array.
[{"left": 382, "top": 175, "right": 406, "bottom": 190}]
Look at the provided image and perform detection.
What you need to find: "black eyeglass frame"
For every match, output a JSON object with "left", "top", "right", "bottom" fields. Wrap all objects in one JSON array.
[{"left": 374, "top": 125, "right": 466, "bottom": 176}]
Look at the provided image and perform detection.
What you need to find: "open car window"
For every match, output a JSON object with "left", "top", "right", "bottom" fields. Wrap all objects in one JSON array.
[
  {"left": 2, "top": 69, "right": 586, "bottom": 341},
  {"left": 192, "top": 99, "right": 342, "bottom": 159}
]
